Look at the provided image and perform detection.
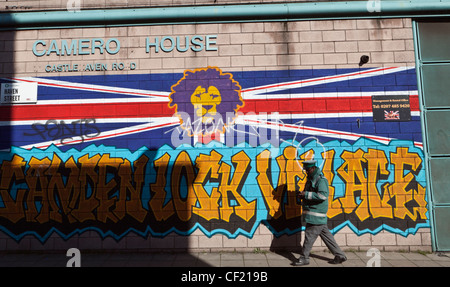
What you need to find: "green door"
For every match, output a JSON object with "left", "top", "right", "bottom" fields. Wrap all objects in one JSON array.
[{"left": 415, "top": 20, "right": 450, "bottom": 251}]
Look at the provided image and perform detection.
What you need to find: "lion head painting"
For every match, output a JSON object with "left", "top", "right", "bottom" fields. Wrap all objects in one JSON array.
[{"left": 169, "top": 67, "right": 244, "bottom": 137}]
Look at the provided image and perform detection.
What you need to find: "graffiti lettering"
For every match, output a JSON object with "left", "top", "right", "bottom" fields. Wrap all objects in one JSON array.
[
  {"left": 0, "top": 140, "right": 428, "bottom": 241},
  {"left": 150, "top": 150, "right": 256, "bottom": 223},
  {"left": 24, "top": 119, "right": 101, "bottom": 145},
  {"left": 256, "top": 144, "right": 427, "bottom": 233},
  {"left": 333, "top": 147, "right": 427, "bottom": 223},
  {"left": 386, "top": 147, "right": 427, "bottom": 221},
  {"left": 256, "top": 146, "right": 306, "bottom": 220},
  {"left": 0, "top": 154, "right": 27, "bottom": 223},
  {"left": 218, "top": 151, "right": 255, "bottom": 222},
  {"left": 149, "top": 153, "right": 175, "bottom": 221},
  {"left": 0, "top": 153, "right": 149, "bottom": 226},
  {"left": 192, "top": 150, "right": 222, "bottom": 221}
]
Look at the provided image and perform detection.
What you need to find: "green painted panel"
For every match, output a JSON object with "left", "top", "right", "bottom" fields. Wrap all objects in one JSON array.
[
  {"left": 429, "top": 158, "right": 450, "bottom": 204},
  {"left": 422, "top": 64, "right": 450, "bottom": 108},
  {"left": 418, "top": 22, "right": 450, "bottom": 61},
  {"left": 416, "top": 19, "right": 450, "bottom": 252},
  {"left": 435, "top": 207, "right": 450, "bottom": 251},
  {"left": 424, "top": 110, "right": 450, "bottom": 155}
]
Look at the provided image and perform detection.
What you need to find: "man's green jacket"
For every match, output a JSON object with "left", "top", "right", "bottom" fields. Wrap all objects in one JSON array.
[{"left": 302, "top": 167, "right": 329, "bottom": 225}]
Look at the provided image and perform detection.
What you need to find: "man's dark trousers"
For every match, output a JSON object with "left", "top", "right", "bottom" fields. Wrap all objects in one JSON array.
[{"left": 301, "top": 223, "right": 346, "bottom": 260}]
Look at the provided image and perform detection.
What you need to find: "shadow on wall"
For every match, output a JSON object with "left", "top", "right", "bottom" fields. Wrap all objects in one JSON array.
[
  {"left": 0, "top": 17, "right": 212, "bottom": 266},
  {"left": 264, "top": 183, "right": 303, "bottom": 262},
  {"left": 265, "top": 180, "right": 344, "bottom": 265},
  {"left": 0, "top": 16, "right": 14, "bottom": 153},
  {"left": 0, "top": 13, "right": 15, "bottom": 250},
  {"left": 0, "top": 145, "right": 216, "bottom": 266}
]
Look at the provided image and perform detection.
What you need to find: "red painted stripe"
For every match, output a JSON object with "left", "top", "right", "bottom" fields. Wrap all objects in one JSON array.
[
  {"left": 1, "top": 102, "right": 175, "bottom": 121},
  {"left": 0, "top": 95, "right": 420, "bottom": 121},
  {"left": 240, "top": 95, "right": 420, "bottom": 114}
]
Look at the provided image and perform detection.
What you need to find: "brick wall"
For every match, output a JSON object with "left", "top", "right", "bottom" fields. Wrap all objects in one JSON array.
[
  {"left": 0, "top": 18, "right": 431, "bottom": 253},
  {"left": 0, "top": 19, "right": 414, "bottom": 78}
]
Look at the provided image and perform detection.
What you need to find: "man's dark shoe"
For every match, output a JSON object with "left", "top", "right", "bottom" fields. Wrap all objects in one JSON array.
[
  {"left": 329, "top": 256, "right": 347, "bottom": 264},
  {"left": 292, "top": 257, "right": 310, "bottom": 266}
]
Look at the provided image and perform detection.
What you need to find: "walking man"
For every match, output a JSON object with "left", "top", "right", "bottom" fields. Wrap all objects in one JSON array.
[{"left": 293, "top": 160, "right": 347, "bottom": 266}]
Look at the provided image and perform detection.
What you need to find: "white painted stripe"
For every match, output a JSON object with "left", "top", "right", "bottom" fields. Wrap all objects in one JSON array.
[
  {"left": 36, "top": 97, "right": 169, "bottom": 105},
  {"left": 18, "top": 119, "right": 179, "bottom": 150},
  {"left": 239, "top": 111, "right": 420, "bottom": 120},
  {"left": 34, "top": 90, "right": 419, "bottom": 105},
  {"left": 7, "top": 77, "right": 170, "bottom": 99},
  {"left": 0, "top": 117, "right": 177, "bottom": 126},
  {"left": 242, "top": 67, "right": 414, "bottom": 96},
  {"left": 0, "top": 111, "right": 420, "bottom": 126},
  {"left": 243, "top": 90, "right": 419, "bottom": 100},
  {"left": 6, "top": 68, "right": 415, "bottom": 103},
  {"left": 239, "top": 117, "right": 423, "bottom": 147}
]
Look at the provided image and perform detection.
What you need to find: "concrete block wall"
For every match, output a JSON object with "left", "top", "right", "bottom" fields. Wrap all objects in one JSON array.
[
  {"left": 0, "top": 17, "right": 431, "bottom": 253},
  {"left": 0, "top": 19, "right": 415, "bottom": 78}
]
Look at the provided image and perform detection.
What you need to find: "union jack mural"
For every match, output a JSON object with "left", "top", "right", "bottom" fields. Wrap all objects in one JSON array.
[
  {"left": 0, "top": 66, "right": 428, "bottom": 242},
  {"left": 0, "top": 66, "right": 421, "bottom": 151}
]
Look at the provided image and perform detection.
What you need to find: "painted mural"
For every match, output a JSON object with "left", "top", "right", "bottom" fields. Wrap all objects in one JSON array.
[{"left": 0, "top": 66, "right": 429, "bottom": 242}]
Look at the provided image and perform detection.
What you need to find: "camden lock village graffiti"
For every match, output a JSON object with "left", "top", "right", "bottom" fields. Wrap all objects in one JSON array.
[
  {"left": 0, "top": 141, "right": 427, "bottom": 241},
  {"left": 0, "top": 66, "right": 428, "bottom": 242}
]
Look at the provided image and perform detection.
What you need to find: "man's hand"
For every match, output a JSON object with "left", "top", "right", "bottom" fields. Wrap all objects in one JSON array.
[{"left": 296, "top": 190, "right": 305, "bottom": 200}]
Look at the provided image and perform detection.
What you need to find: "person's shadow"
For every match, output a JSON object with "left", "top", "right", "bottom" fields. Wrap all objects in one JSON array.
[
  {"left": 263, "top": 183, "right": 302, "bottom": 263},
  {"left": 264, "top": 184, "right": 332, "bottom": 264}
]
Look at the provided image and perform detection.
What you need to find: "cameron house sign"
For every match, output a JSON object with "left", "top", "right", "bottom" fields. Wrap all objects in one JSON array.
[{"left": 31, "top": 35, "right": 218, "bottom": 57}]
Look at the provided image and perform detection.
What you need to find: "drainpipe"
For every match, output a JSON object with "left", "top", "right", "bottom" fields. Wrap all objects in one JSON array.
[{"left": 1, "top": 1, "right": 450, "bottom": 30}]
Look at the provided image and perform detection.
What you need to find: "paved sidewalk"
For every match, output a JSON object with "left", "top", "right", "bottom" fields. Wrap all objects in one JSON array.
[{"left": 0, "top": 250, "right": 449, "bottom": 267}]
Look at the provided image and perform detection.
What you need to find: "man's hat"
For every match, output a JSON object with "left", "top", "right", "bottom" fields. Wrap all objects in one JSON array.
[{"left": 302, "top": 160, "right": 316, "bottom": 169}]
